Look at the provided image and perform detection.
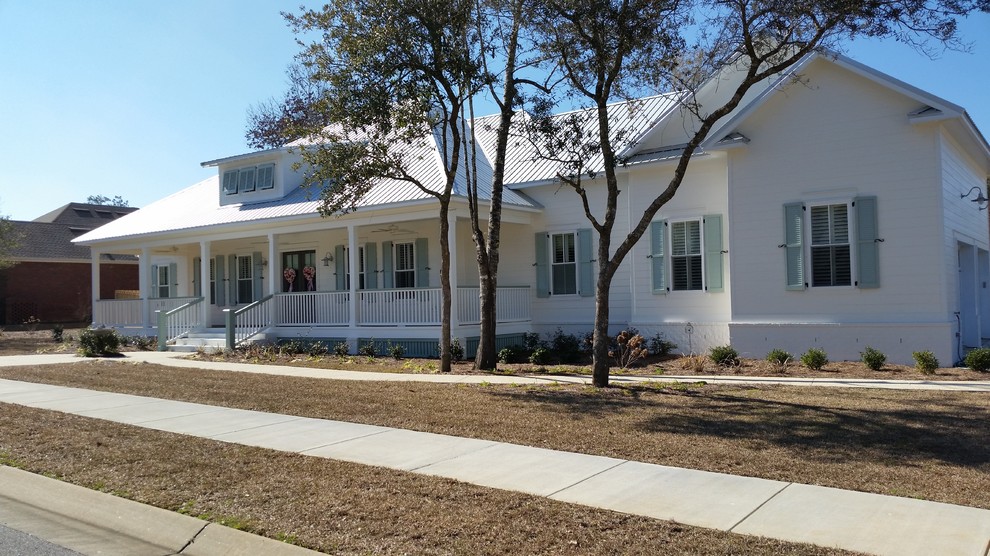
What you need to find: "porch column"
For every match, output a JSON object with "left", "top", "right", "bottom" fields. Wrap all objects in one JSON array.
[
  {"left": 140, "top": 246, "right": 151, "bottom": 331},
  {"left": 268, "top": 233, "right": 278, "bottom": 296},
  {"left": 347, "top": 224, "right": 358, "bottom": 332},
  {"left": 90, "top": 248, "right": 101, "bottom": 325},
  {"left": 199, "top": 241, "right": 210, "bottom": 326},
  {"left": 448, "top": 212, "right": 459, "bottom": 329}
]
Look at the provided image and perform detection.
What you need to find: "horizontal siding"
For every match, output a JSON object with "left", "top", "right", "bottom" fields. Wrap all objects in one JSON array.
[{"left": 727, "top": 58, "right": 947, "bottom": 322}]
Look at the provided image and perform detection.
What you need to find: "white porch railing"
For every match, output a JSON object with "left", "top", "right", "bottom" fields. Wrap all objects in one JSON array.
[
  {"left": 226, "top": 294, "right": 274, "bottom": 347},
  {"left": 359, "top": 288, "right": 443, "bottom": 325},
  {"left": 457, "top": 286, "right": 531, "bottom": 324},
  {"left": 276, "top": 291, "right": 350, "bottom": 326},
  {"left": 150, "top": 297, "right": 201, "bottom": 314},
  {"left": 94, "top": 299, "right": 143, "bottom": 327},
  {"left": 156, "top": 297, "right": 204, "bottom": 350}
]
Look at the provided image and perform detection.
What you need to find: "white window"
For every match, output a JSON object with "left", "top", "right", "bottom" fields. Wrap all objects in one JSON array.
[
  {"left": 809, "top": 203, "right": 851, "bottom": 287},
  {"left": 670, "top": 220, "right": 702, "bottom": 291},
  {"left": 222, "top": 163, "right": 275, "bottom": 195},
  {"left": 550, "top": 232, "right": 577, "bottom": 295},
  {"left": 394, "top": 242, "right": 415, "bottom": 288},
  {"left": 345, "top": 246, "right": 366, "bottom": 290},
  {"left": 156, "top": 265, "right": 170, "bottom": 298},
  {"left": 237, "top": 256, "right": 253, "bottom": 303}
]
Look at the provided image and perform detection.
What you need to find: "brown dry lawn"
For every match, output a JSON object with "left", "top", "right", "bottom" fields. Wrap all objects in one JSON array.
[
  {"left": 0, "top": 403, "right": 856, "bottom": 555},
  {"left": 1, "top": 360, "right": 987, "bottom": 512}
]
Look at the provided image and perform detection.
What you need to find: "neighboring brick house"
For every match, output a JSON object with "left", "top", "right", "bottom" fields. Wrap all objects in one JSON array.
[{"left": 0, "top": 203, "right": 138, "bottom": 325}]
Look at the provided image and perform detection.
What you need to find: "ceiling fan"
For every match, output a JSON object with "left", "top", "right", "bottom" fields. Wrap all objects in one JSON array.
[{"left": 371, "top": 223, "right": 415, "bottom": 235}]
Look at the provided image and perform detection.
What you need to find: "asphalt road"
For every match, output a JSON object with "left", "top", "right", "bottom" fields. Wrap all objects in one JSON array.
[{"left": 0, "top": 523, "right": 81, "bottom": 556}]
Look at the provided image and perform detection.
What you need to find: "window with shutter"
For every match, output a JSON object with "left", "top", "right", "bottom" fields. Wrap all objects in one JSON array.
[
  {"left": 222, "top": 171, "right": 238, "bottom": 195},
  {"left": 238, "top": 167, "right": 257, "bottom": 193},
  {"left": 237, "top": 256, "right": 253, "bottom": 301},
  {"left": 809, "top": 203, "right": 851, "bottom": 287},
  {"left": 257, "top": 163, "right": 275, "bottom": 190},
  {"left": 671, "top": 220, "right": 703, "bottom": 291},
  {"left": 550, "top": 232, "right": 577, "bottom": 295},
  {"left": 394, "top": 242, "right": 416, "bottom": 288}
]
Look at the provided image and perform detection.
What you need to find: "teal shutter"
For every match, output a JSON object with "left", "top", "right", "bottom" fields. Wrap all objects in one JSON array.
[
  {"left": 193, "top": 257, "right": 202, "bottom": 297},
  {"left": 215, "top": 256, "right": 226, "bottom": 306},
  {"left": 334, "top": 245, "right": 346, "bottom": 290},
  {"left": 535, "top": 233, "right": 550, "bottom": 298},
  {"left": 228, "top": 255, "right": 238, "bottom": 304},
  {"left": 167, "top": 263, "right": 177, "bottom": 298},
  {"left": 365, "top": 243, "right": 378, "bottom": 289},
  {"left": 704, "top": 214, "right": 724, "bottom": 292},
  {"left": 382, "top": 241, "right": 394, "bottom": 289},
  {"left": 415, "top": 237, "right": 429, "bottom": 287},
  {"left": 252, "top": 251, "right": 263, "bottom": 301},
  {"left": 577, "top": 229, "right": 594, "bottom": 297},
  {"left": 650, "top": 221, "right": 667, "bottom": 294},
  {"left": 784, "top": 203, "right": 805, "bottom": 290},
  {"left": 150, "top": 264, "right": 159, "bottom": 297},
  {"left": 854, "top": 196, "right": 880, "bottom": 288}
]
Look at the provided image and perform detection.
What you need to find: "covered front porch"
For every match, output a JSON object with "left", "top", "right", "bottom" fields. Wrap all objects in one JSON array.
[{"left": 88, "top": 204, "right": 537, "bottom": 352}]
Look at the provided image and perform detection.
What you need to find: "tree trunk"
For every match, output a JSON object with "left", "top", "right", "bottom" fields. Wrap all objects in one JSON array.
[
  {"left": 591, "top": 266, "right": 613, "bottom": 387},
  {"left": 475, "top": 265, "right": 498, "bottom": 369},
  {"left": 439, "top": 203, "right": 452, "bottom": 373}
]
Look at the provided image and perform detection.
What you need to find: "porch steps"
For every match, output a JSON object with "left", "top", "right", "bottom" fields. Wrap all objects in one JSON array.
[{"left": 168, "top": 329, "right": 227, "bottom": 353}]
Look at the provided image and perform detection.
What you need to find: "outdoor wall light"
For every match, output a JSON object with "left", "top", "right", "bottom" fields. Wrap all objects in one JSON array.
[
  {"left": 322, "top": 252, "right": 334, "bottom": 266},
  {"left": 960, "top": 186, "right": 989, "bottom": 210}
]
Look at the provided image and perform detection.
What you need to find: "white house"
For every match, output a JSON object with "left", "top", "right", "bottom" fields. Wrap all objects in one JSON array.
[{"left": 76, "top": 51, "right": 990, "bottom": 365}]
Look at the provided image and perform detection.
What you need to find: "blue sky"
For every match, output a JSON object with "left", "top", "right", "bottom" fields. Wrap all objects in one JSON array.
[{"left": 0, "top": 2, "right": 987, "bottom": 221}]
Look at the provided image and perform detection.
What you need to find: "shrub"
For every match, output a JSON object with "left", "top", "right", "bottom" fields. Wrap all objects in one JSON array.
[
  {"left": 649, "top": 333, "right": 677, "bottom": 357},
  {"left": 388, "top": 343, "right": 405, "bottom": 360},
  {"left": 498, "top": 346, "right": 522, "bottom": 364},
  {"left": 126, "top": 336, "right": 156, "bottom": 351},
  {"left": 307, "top": 341, "right": 329, "bottom": 357},
  {"left": 529, "top": 346, "right": 552, "bottom": 365},
  {"left": 860, "top": 346, "right": 886, "bottom": 371},
  {"left": 549, "top": 328, "right": 583, "bottom": 363},
  {"left": 279, "top": 340, "right": 305, "bottom": 356},
  {"left": 800, "top": 348, "right": 829, "bottom": 371},
  {"left": 765, "top": 349, "right": 792, "bottom": 365},
  {"left": 51, "top": 325, "right": 64, "bottom": 343},
  {"left": 611, "top": 330, "right": 649, "bottom": 368},
  {"left": 709, "top": 345, "right": 739, "bottom": 367},
  {"left": 522, "top": 332, "right": 543, "bottom": 353},
  {"left": 450, "top": 338, "right": 464, "bottom": 362},
  {"left": 679, "top": 354, "right": 707, "bottom": 372},
  {"left": 912, "top": 350, "right": 939, "bottom": 375},
  {"left": 333, "top": 342, "right": 350, "bottom": 357},
  {"left": 358, "top": 341, "right": 377, "bottom": 357},
  {"left": 964, "top": 347, "right": 990, "bottom": 372},
  {"left": 78, "top": 328, "right": 121, "bottom": 357}
]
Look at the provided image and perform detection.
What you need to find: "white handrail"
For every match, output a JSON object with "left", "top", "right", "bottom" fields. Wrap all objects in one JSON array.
[
  {"left": 225, "top": 295, "right": 274, "bottom": 348},
  {"left": 359, "top": 288, "right": 442, "bottom": 325},
  {"left": 156, "top": 298, "right": 204, "bottom": 350},
  {"left": 275, "top": 291, "right": 349, "bottom": 326}
]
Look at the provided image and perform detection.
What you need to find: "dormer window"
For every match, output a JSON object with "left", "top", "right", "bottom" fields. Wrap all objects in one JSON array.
[{"left": 222, "top": 162, "right": 276, "bottom": 196}]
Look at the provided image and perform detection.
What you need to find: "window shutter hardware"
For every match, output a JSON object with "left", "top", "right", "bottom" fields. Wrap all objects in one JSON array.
[
  {"left": 721, "top": 250, "right": 728, "bottom": 254},
  {"left": 778, "top": 244, "right": 786, "bottom": 248},
  {"left": 875, "top": 238, "right": 885, "bottom": 243}
]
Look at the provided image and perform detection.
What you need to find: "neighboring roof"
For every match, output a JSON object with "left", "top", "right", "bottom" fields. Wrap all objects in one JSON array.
[
  {"left": 7, "top": 221, "right": 134, "bottom": 261},
  {"left": 32, "top": 203, "right": 138, "bottom": 228}
]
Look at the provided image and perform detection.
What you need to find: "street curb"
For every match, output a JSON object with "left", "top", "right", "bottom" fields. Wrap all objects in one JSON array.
[{"left": 0, "top": 466, "right": 322, "bottom": 555}]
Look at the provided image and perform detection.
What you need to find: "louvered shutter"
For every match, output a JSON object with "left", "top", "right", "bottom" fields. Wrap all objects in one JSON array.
[
  {"left": 577, "top": 229, "right": 593, "bottom": 297},
  {"left": 228, "top": 255, "right": 238, "bottom": 304},
  {"left": 855, "top": 196, "right": 880, "bottom": 288},
  {"left": 382, "top": 241, "right": 394, "bottom": 289},
  {"left": 704, "top": 215, "right": 724, "bottom": 292},
  {"left": 415, "top": 237, "right": 429, "bottom": 287},
  {"left": 252, "top": 252, "right": 263, "bottom": 300},
  {"left": 215, "top": 256, "right": 226, "bottom": 306},
  {"left": 784, "top": 203, "right": 805, "bottom": 290},
  {"left": 335, "top": 245, "right": 346, "bottom": 290},
  {"left": 650, "top": 221, "right": 666, "bottom": 294},
  {"left": 193, "top": 257, "right": 202, "bottom": 297},
  {"left": 535, "top": 233, "right": 549, "bottom": 298},
  {"left": 365, "top": 243, "right": 378, "bottom": 289}
]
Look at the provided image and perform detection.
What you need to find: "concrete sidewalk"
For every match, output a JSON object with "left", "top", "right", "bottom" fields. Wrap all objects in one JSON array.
[
  {"left": 1, "top": 377, "right": 988, "bottom": 556},
  {"left": 4, "top": 351, "right": 990, "bottom": 391}
]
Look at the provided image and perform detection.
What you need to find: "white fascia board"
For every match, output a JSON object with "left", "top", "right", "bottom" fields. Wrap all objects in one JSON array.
[
  {"left": 830, "top": 53, "right": 964, "bottom": 115},
  {"left": 200, "top": 147, "right": 289, "bottom": 168}
]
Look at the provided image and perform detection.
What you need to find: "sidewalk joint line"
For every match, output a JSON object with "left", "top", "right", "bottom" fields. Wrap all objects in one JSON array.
[
  {"left": 982, "top": 534, "right": 990, "bottom": 556},
  {"left": 406, "top": 441, "right": 501, "bottom": 472},
  {"left": 298, "top": 428, "right": 395, "bottom": 453},
  {"left": 727, "top": 482, "right": 792, "bottom": 532},
  {"left": 176, "top": 521, "right": 209, "bottom": 554},
  {"left": 545, "top": 460, "right": 629, "bottom": 498}
]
